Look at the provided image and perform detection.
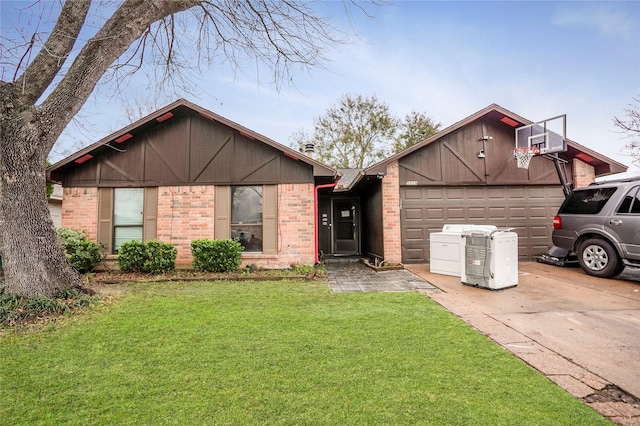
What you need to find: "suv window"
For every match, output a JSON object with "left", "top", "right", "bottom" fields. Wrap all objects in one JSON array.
[
  {"left": 616, "top": 187, "right": 640, "bottom": 214},
  {"left": 558, "top": 187, "right": 617, "bottom": 215}
]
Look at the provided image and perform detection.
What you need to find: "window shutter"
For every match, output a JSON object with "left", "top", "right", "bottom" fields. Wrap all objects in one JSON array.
[
  {"left": 263, "top": 185, "right": 278, "bottom": 254},
  {"left": 97, "top": 188, "right": 113, "bottom": 253},
  {"left": 215, "top": 185, "right": 230, "bottom": 240},
  {"left": 144, "top": 187, "right": 158, "bottom": 242}
]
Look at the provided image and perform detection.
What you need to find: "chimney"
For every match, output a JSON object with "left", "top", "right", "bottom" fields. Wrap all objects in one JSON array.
[{"left": 304, "top": 143, "right": 315, "bottom": 158}]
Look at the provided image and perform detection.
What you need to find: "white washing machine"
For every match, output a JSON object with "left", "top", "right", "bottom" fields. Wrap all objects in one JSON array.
[
  {"left": 429, "top": 224, "right": 497, "bottom": 277},
  {"left": 461, "top": 228, "right": 518, "bottom": 290}
]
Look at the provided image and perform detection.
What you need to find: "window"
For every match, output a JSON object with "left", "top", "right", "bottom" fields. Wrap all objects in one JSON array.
[
  {"left": 231, "top": 186, "right": 263, "bottom": 252},
  {"left": 113, "top": 188, "right": 144, "bottom": 251},
  {"left": 559, "top": 187, "right": 617, "bottom": 215},
  {"left": 617, "top": 187, "right": 640, "bottom": 214}
]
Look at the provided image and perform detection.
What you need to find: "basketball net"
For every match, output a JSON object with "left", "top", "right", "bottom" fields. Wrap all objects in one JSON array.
[{"left": 514, "top": 147, "right": 539, "bottom": 169}]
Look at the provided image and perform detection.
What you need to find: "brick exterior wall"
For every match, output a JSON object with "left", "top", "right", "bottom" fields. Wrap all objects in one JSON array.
[
  {"left": 381, "top": 161, "right": 402, "bottom": 264},
  {"left": 573, "top": 158, "right": 596, "bottom": 188},
  {"left": 61, "top": 184, "right": 315, "bottom": 269},
  {"left": 246, "top": 183, "right": 315, "bottom": 268},
  {"left": 61, "top": 187, "right": 99, "bottom": 241},
  {"left": 157, "top": 185, "right": 216, "bottom": 264}
]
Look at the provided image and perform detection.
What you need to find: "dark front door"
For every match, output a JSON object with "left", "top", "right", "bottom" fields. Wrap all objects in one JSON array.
[{"left": 332, "top": 198, "right": 360, "bottom": 255}]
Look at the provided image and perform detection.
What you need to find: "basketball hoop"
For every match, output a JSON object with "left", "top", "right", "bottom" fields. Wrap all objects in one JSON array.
[{"left": 514, "top": 147, "right": 539, "bottom": 169}]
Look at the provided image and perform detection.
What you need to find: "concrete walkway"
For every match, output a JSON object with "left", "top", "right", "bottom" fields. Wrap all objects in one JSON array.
[
  {"left": 327, "top": 258, "right": 436, "bottom": 293},
  {"left": 325, "top": 259, "right": 640, "bottom": 426}
]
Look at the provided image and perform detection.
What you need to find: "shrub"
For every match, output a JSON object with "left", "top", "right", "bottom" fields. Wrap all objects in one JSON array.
[
  {"left": 143, "top": 241, "right": 177, "bottom": 274},
  {"left": 117, "top": 240, "right": 147, "bottom": 272},
  {"left": 117, "top": 240, "right": 177, "bottom": 274},
  {"left": 191, "top": 239, "right": 243, "bottom": 272},
  {"left": 56, "top": 228, "right": 104, "bottom": 273}
]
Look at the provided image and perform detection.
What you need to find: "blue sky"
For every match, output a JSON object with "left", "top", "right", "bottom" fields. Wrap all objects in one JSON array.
[{"left": 2, "top": 1, "right": 639, "bottom": 174}]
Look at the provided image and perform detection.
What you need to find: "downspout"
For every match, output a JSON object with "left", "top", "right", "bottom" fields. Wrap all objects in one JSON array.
[{"left": 314, "top": 180, "right": 338, "bottom": 264}]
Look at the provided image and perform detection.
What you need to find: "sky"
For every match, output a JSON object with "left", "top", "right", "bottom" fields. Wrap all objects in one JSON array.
[{"left": 2, "top": 1, "right": 640, "bottom": 176}]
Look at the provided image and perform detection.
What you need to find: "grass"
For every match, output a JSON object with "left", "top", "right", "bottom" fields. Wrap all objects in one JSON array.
[{"left": 0, "top": 280, "right": 610, "bottom": 425}]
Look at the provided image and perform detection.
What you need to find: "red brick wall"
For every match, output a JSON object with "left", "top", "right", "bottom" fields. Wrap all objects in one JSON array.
[
  {"left": 157, "top": 184, "right": 315, "bottom": 268},
  {"left": 573, "top": 158, "right": 596, "bottom": 188},
  {"left": 62, "top": 184, "right": 316, "bottom": 269},
  {"left": 61, "top": 188, "right": 98, "bottom": 241},
  {"left": 157, "top": 186, "right": 216, "bottom": 264},
  {"left": 382, "top": 161, "right": 402, "bottom": 264},
  {"left": 245, "top": 183, "right": 315, "bottom": 268}
]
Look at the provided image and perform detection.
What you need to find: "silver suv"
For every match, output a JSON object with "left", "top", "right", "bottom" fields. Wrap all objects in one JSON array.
[{"left": 552, "top": 177, "right": 640, "bottom": 278}]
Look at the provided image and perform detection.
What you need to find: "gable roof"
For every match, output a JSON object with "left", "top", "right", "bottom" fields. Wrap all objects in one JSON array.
[
  {"left": 48, "top": 98, "right": 337, "bottom": 180},
  {"left": 365, "top": 103, "right": 627, "bottom": 178}
]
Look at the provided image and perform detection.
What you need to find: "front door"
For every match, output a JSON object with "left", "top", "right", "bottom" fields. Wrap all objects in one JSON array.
[{"left": 332, "top": 198, "right": 360, "bottom": 255}]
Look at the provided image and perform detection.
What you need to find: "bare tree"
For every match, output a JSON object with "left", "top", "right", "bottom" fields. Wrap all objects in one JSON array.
[
  {"left": 614, "top": 96, "right": 640, "bottom": 167},
  {"left": 0, "top": 0, "right": 376, "bottom": 297}
]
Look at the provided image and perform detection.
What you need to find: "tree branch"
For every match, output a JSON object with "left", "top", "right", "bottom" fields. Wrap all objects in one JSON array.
[
  {"left": 15, "top": 0, "right": 91, "bottom": 105},
  {"left": 38, "top": 0, "right": 197, "bottom": 151}
]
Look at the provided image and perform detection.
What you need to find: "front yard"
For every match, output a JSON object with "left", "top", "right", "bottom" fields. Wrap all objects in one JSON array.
[{"left": 0, "top": 280, "right": 609, "bottom": 425}]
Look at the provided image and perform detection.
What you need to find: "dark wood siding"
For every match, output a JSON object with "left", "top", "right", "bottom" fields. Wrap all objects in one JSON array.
[
  {"left": 399, "top": 118, "right": 573, "bottom": 186},
  {"left": 59, "top": 112, "right": 314, "bottom": 187},
  {"left": 361, "top": 184, "right": 383, "bottom": 258},
  {"left": 400, "top": 185, "right": 565, "bottom": 263}
]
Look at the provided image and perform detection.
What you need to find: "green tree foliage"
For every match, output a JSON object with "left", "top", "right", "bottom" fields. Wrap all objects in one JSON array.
[
  {"left": 614, "top": 96, "right": 640, "bottom": 167},
  {"left": 292, "top": 94, "right": 440, "bottom": 168},
  {"left": 394, "top": 110, "right": 441, "bottom": 153}
]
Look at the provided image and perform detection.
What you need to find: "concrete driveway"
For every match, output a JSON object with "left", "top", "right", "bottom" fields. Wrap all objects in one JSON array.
[{"left": 406, "top": 262, "right": 640, "bottom": 425}]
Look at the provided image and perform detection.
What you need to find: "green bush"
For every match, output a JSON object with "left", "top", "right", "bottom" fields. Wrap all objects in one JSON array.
[
  {"left": 191, "top": 239, "right": 243, "bottom": 272},
  {"left": 143, "top": 241, "right": 177, "bottom": 274},
  {"left": 117, "top": 240, "right": 177, "bottom": 274},
  {"left": 117, "top": 240, "right": 147, "bottom": 272},
  {"left": 56, "top": 228, "right": 104, "bottom": 273}
]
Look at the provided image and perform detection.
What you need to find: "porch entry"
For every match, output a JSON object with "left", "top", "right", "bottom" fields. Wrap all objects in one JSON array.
[{"left": 332, "top": 198, "right": 360, "bottom": 255}]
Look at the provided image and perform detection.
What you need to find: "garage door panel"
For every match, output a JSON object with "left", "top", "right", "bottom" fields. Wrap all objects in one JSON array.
[
  {"left": 404, "top": 208, "right": 424, "bottom": 220},
  {"left": 509, "top": 207, "right": 526, "bottom": 219},
  {"left": 469, "top": 207, "right": 485, "bottom": 219},
  {"left": 488, "top": 187, "right": 506, "bottom": 199},
  {"left": 445, "top": 188, "right": 464, "bottom": 199},
  {"left": 405, "top": 228, "right": 425, "bottom": 241},
  {"left": 427, "top": 208, "right": 445, "bottom": 220},
  {"left": 404, "top": 247, "right": 426, "bottom": 262},
  {"left": 468, "top": 188, "right": 484, "bottom": 199},
  {"left": 489, "top": 207, "right": 506, "bottom": 219},
  {"left": 404, "top": 188, "right": 423, "bottom": 200},
  {"left": 400, "top": 185, "right": 563, "bottom": 263},
  {"left": 529, "top": 206, "right": 548, "bottom": 219},
  {"left": 426, "top": 188, "right": 444, "bottom": 199},
  {"left": 508, "top": 187, "right": 525, "bottom": 199},
  {"left": 447, "top": 208, "right": 465, "bottom": 220},
  {"left": 530, "top": 225, "right": 550, "bottom": 238}
]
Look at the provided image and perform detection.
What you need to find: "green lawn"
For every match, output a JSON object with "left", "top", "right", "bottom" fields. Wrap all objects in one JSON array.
[{"left": 1, "top": 280, "right": 609, "bottom": 425}]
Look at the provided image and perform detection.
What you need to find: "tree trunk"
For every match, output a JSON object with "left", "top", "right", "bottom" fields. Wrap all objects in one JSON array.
[{"left": 1, "top": 99, "right": 82, "bottom": 298}]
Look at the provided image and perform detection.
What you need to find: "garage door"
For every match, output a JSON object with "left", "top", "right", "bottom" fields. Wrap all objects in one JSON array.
[{"left": 400, "top": 185, "right": 565, "bottom": 263}]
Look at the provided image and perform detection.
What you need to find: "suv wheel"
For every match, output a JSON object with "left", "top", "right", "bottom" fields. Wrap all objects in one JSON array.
[{"left": 577, "top": 238, "right": 623, "bottom": 278}]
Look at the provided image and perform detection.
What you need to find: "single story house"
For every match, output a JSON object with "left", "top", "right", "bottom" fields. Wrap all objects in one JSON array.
[{"left": 48, "top": 100, "right": 626, "bottom": 268}]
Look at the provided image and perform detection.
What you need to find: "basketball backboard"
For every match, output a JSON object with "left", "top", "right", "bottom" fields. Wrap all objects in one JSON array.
[{"left": 515, "top": 114, "right": 566, "bottom": 155}]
